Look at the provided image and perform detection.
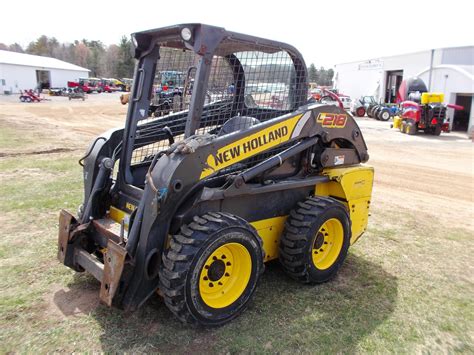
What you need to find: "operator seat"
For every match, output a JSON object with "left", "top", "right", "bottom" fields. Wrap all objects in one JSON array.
[{"left": 218, "top": 116, "right": 260, "bottom": 136}]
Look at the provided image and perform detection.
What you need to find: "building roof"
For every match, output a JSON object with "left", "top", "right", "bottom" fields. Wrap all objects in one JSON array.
[
  {"left": 335, "top": 45, "right": 474, "bottom": 67},
  {"left": 0, "top": 50, "right": 90, "bottom": 72},
  {"left": 416, "top": 64, "right": 474, "bottom": 81}
]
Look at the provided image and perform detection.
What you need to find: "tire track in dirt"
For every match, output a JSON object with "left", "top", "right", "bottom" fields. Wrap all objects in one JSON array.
[
  {"left": 0, "top": 147, "right": 77, "bottom": 157},
  {"left": 362, "top": 120, "right": 474, "bottom": 232}
]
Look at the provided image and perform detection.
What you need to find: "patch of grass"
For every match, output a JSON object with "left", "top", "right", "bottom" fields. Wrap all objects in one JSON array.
[
  {"left": 0, "top": 155, "right": 82, "bottom": 212},
  {"left": 0, "top": 124, "right": 37, "bottom": 151},
  {"left": 0, "top": 138, "right": 473, "bottom": 352}
]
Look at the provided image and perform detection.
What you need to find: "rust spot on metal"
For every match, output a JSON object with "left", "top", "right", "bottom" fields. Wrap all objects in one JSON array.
[
  {"left": 93, "top": 219, "right": 122, "bottom": 244},
  {"left": 57, "top": 209, "right": 76, "bottom": 263},
  {"left": 100, "top": 240, "right": 128, "bottom": 306}
]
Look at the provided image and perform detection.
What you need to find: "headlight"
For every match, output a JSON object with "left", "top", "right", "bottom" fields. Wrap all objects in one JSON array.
[{"left": 180, "top": 27, "right": 192, "bottom": 41}]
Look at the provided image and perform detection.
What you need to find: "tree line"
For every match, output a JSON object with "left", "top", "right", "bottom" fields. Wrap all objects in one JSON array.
[
  {"left": 0, "top": 35, "right": 135, "bottom": 79},
  {"left": 307, "top": 63, "right": 334, "bottom": 86},
  {"left": 0, "top": 36, "right": 334, "bottom": 86}
]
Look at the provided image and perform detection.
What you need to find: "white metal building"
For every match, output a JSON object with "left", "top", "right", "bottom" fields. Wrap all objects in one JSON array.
[
  {"left": 334, "top": 46, "right": 474, "bottom": 133},
  {"left": 0, "top": 50, "right": 89, "bottom": 94}
]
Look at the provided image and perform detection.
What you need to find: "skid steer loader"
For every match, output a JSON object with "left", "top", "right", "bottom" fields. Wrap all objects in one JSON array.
[{"left": 58, "top": 24, "right": 374, "bottom": 326}]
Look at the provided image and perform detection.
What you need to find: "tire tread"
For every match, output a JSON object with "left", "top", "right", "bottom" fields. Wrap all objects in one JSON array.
[{"left": 159, "top": 212, "right": 263, "bottom": 325}]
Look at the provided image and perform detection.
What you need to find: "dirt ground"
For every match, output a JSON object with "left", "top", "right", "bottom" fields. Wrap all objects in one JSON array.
[
  {"left": 2, "top": 92, "right": 472, "bottom": 230},
  {"left": 0, "top": 93, "right": 473, "bottom": 352}
]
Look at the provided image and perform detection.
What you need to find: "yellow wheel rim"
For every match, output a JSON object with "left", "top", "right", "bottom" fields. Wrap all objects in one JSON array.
[
  {"left": 199, "top": 242, "right": 252, "bottom": 309},
  {"left": 311, "top": 218, "right": 344, "bottom": 270}
]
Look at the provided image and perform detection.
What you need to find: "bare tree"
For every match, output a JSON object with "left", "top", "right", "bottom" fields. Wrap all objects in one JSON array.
[
  {"left": 2, "top": 35, "right": 139, "bottom": 79},
  {"left": 9, "top": 43, "right": 24, "bottom": 53},
  {"left": 74, "top": 42, "right": 91, "bottom": 69},
  {"left": 103, "top": 44, "right": 120, "bottom": 77}
]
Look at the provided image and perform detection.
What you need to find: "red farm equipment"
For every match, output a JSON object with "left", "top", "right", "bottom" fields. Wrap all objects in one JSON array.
[
  {"left": 19, "top": 89, "right": 43, "bottom": 103},
  {"left": 393, "top": 77, "right": 463, "bottom": 135}
]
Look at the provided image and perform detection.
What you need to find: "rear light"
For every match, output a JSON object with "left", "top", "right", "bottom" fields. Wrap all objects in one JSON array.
[
  {"left": 162, "top": 85, "right": 168, "bottom": 91},
  {"left": 431, "top": 118, "right": 438, "bottom": 125}
]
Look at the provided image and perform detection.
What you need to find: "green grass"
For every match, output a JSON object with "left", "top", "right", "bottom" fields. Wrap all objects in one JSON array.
[
  {"left": 0, "top": 123, "right": 42, "bottom": 153},
  {"left": 0, "top": 138, "right": 473, "bottom": 353}
]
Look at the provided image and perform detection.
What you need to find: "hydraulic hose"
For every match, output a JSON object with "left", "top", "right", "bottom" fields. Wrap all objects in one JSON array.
[{"left": 80, "top": 157, "right": 114, "bottom": 224}]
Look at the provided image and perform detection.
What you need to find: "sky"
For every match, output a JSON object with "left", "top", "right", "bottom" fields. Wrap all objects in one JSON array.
[{"left": 1, "top": 0, "right": 473, "bottom": 67}]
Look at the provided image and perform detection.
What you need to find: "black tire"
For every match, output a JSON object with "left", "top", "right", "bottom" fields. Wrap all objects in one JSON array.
[
  {"left": 369, "top": 105, "right": 378, "bottom": 118},
  {"left": 407, "top": 120, "right": 417, "bottom": 135},
  {"left": 378, "top": 108, "right": 391, "bottom": 121},
  {"left": 373, "top": 106, "right": 382, "bottom": 120},
  {"left": 367, "top": 106, "right": 374, "bottom": 118},
  {"left": 400, "top": 121, "right": 407, "bottom": 133},
  {"left": 20, "top": 96, "right": 26, "bottom": 102},
  {"left": 26, "top": 97, "right": 32, "bottom": 102},
  {"left": 356, "top": 106, "right": 366, "bottom": 117},
  {"left": 279, "top": 196, "right": 351, "bottom": 284},
  {"left": 432, "top": 125, "right": 442, "bottom": 136},
  {"left": 159, "top": 212, "right": 264, "bottom": 326}
]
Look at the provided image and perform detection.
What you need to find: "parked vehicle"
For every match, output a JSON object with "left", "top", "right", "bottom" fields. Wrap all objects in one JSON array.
[
  {"left": 19, "top": 89, "right": 42, "bottom": 103},
  {"left": 68, "top": 78, "right": 101, "bottom": 94},
  {"left": 110, "top": 78, "right": 127, "bottom": 91},
  {"left": 99, "top": 78, "right": 121, "bottom": 93},
  {"left": 350, "top": 95, "right": 377, "bottom": 117},
  {"left": 149, "top": 70, "right": 186, "bottom": 116},
  {"left": 48, "top": 87, "right": 67, "bottom": 96},
  {"left": 394, "top": 95, "right": 462, "bottom": 135},
  {"left": 391, "top": 77, "right": 466, "bottom": 135},
  {"left": 310, "top": 88, "right": 345, "bottom": 110},
  {"left": 121, "top": 78, "right": 133, "bottom": 92},
  {"left": 369, "top": 104, "right": 392, "bottom": 121},
  {"left": 57, "top": 23, "right": 373, "bottom": 326},
  {"left": 309, "top": 88, "right": 322, "bottom": 100},
  {"left": 339, "top": 96, "right": 352, "bottom": 110},
  {"left": 67, "top": 87, "right": 86, "bottom": 101},
  {"left": 88, "top": 78, "right": 103, "bottom": 93}
]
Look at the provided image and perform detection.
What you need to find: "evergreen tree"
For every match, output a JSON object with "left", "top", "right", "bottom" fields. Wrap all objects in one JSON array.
[
  {"left": 308, "top": 63, "right": 318, "bottom": 83},
  {"left": 117, "top": 36, "right": 135, "bottom": 78},
  {"left": 26, "top": 36, "right": 59, "bottom": 57},
  {"left": 307, "top": 64, "right": 335, "bottom": 86},
  {"left": 87, "top": 40, "right": 106, "bottom": 77}
]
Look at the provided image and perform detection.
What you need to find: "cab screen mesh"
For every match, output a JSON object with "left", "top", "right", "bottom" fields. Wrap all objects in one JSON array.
[{"left": 131, "top": 44, "right": 303, "bottom": 169}]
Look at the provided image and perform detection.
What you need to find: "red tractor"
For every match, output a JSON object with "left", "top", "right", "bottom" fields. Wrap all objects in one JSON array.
[
  {"left": 394, "top": 77, "right": 462, "bottom": 135},
  {"left": 99, "top": 78, "right": 120, "bottom": 93},
  {"left": 68, "top": 78, "right": 101, "bottom": 94}
]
